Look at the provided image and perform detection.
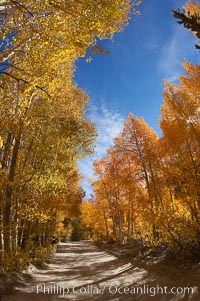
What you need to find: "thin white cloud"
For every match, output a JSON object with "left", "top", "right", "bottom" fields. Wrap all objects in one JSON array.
[
  {"left": 79, "top": 102, "right": 124, "bottom": 198},
  {"left": 144, "top": 38, "right": 159, "bottom": 52},
  {"left": 92, "top": 105, "right": 124, "bottom": 155},
  {"left": 158, "top": 24, "right": 199, "bottom": 82}
]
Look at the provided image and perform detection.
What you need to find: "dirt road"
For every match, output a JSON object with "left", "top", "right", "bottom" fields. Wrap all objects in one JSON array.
[{"left": 1, "top": 241, "right": 199, "bottom": 301}]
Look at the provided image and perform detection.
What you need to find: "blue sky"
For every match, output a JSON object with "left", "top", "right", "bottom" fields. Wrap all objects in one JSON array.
[{"left": 74, "top": 0, "right": 199, "bottom": 198}]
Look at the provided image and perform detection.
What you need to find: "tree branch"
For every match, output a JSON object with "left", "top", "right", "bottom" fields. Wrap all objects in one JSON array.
[
  {"left": 0, "top": 71, "right": 51, "bottom": 97},
  {"left": 0, "top": 70, "right": 28, "bottom": 83},
  {"left": 10, "top": 0, "right": 34, "bottom": 17}
]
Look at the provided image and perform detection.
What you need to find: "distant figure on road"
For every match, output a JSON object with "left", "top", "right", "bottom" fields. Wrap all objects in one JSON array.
[{"left": 52, "top": 236, "right": 57, "bottom": 246}]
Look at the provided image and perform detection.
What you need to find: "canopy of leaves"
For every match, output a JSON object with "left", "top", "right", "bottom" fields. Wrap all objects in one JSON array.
[
  {"left": 0, "top": 0, "right": 141, "bottom": 272},
  {"left": 83, "top": 62, "right": 200, "bottom": 254}
]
